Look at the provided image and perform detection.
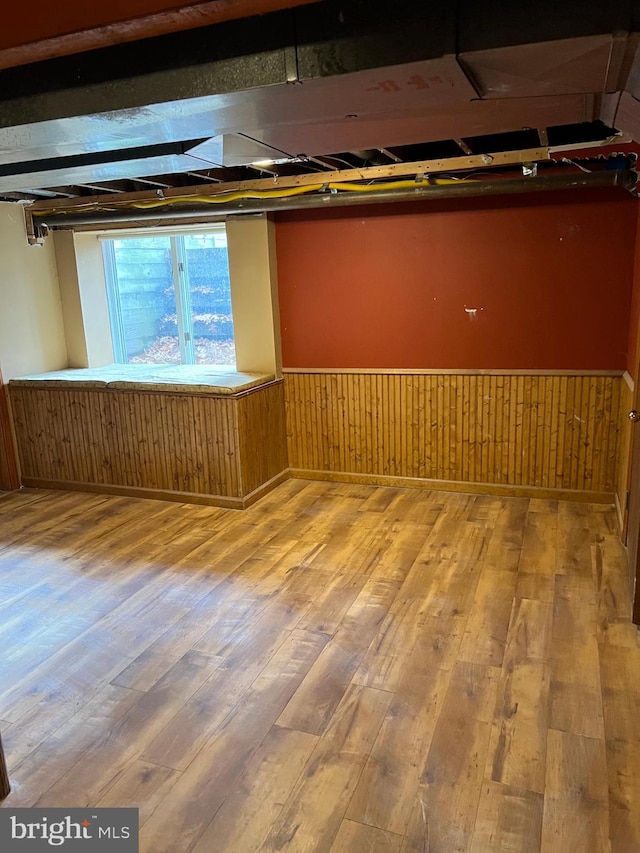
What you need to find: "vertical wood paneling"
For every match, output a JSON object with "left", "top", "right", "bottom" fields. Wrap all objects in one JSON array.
[
  {"left": 616, "top": 378, "right": 633, "bottom": 534},
  {"left": 7, "top": 375, "right": 622, "bottom": 502},
  {"left": 608, "top": 377, "right": 621, "bottom": 495},
  {"left": 10, "top": 385, "right": 249, "bottom": 499},
  {"left": 237, "top": 381, "right": 287, "bottom": 496},
  {"left": 567, "top": 377, "right": 580, "bottom": 490},
  {"left": 548, "top": 377, "right": 559, "bottom": 489},
  {"left": 0, "top": 367, "right": 20, "bottom": 491},
  {"left": 284, "top": 372, "right": 622, "bottom": 495}
]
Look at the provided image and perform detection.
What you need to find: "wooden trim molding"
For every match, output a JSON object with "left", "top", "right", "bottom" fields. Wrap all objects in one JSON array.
[
  {"left": 614, "top": 491, "right": 627, "bottom": 538},
  {"left": 616, "top": 375, "right": 634, "bottom": 542},
  {"left": 20, "top": 471, "right": 289, "bottom": 509},
  {"left": 283, "top": 368, "right": 624, "bottom": 377},
  {"left": 20, "top": 478, "right": 245, "bottom": 509},
  {"left": 289, "top": 469, "right": 614, "bottom": 504},
  {"left": 623, "top": 370, "right": 635, "bottom": 392},
  {"left": 241, "top": 470, "right": 290, "bottom": 508}
]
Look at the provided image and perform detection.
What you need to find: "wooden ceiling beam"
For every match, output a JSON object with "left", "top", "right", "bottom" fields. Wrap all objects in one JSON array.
[
  {"left": 454, "top": 138, "right": 474, "bottom": 155},
  {"left": 379, "top": 148, "right": 403, "bottom": 163},
  {"left": 28, "top": 146, "right": 552, "bottom": 214}
]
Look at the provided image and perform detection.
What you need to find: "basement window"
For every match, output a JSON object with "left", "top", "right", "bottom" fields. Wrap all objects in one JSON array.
[{"left": 101, "top": 227, "right": 235, "bottom": 366}]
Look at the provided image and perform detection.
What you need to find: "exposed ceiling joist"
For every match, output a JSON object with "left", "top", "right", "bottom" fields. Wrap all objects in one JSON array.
[
  {"left": 378, "top": 148, "right": 402, "bottom": 163},
  {"left": 454, "top": 138, "right": 474, "bottom": 155},
  {"left": 27, "top": 147, "right": 553, "bottom": 215},
  {"left": 0, "top": 2, "right": 637, "bottom": 204},
  {"left": 28, "top": 170, "right": 637, "bottom": 238},
  {"left": 26, "top": 144, "right": 637, "bottom": 246}
]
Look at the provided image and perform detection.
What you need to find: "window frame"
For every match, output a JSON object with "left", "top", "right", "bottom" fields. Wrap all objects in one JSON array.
[{"left": 101, "top": 225, "right": 232, "bottom": 367}]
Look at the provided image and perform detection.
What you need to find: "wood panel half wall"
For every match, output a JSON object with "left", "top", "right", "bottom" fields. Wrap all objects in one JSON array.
[
  {"left": 284, "top": 370, "right": 622, "bottom": 502},
  {"left": 10, "top": 380, "right": 287, "bottom": 508},
  {"left": 0, "top": 367, "right": 20, "bottom": 492},
  {"left": 7, "top": 372, "right": 624, "bottom": 506}
]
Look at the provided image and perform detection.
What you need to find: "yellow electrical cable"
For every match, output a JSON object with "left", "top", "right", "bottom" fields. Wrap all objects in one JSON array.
[
  {"left": 128, "top": 178, "right": 462, "bottom": 209},
  {"left": 129, "top": 183, "right": 326, "bottom": 209},
  {"left": 327, "top": 178, "right": 460, "bottom": 192},
  {"left": 33, "top": 176, "right": 468, "bottom": 217}
]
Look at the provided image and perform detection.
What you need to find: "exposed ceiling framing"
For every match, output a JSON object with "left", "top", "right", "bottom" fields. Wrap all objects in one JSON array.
[
  {"left": 24, "top": 146, "right": 638, "bottom": 244},
  {"left": 0, "top": 0, "right": 638, "bottom": 227}
]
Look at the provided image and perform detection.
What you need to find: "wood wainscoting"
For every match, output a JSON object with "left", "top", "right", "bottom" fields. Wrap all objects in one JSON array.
[
  {"left": 10, "top": 380, "right": 287, "bottom": 508},
  {"left": 0, "top": 367, "right": 20, "bottom": 492},
  {"left": 615, "top": 373, "right": 634, "bottom": 536},
  {"left": 284, "top": 370, "right": 622, "bottom": 502}
]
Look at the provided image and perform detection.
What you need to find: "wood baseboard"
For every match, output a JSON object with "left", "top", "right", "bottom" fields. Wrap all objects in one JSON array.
[
  {"left": 288, "top": 469, "right": 615, "bottom": 504},
  {"left": 241, "top": 470, "right": 290, "bottom": 508},
  {"left": 20, "top": 468, "right": 615, "bottom": 508},
  {"left": 21, "top": 469, "right": 290, "bottom": 510},
  {"left": 614, "top": 490, "right": 628, "bottom": 543},
  {"left": 21, "top": 478, "right": 246, "bottom": 509}
]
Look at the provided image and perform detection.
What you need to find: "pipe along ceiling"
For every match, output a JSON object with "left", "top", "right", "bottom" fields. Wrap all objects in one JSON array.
[
  {"left": 26, "top": 165, "right": 638, "bottom": 242},
  {"left": 1, "top": 0, "right": 637, "bottom": 243}
]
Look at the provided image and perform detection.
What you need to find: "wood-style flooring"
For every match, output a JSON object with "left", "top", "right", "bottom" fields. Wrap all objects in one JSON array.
[{"left": 0, "top": 481, "right": 639, "bottom": 852}]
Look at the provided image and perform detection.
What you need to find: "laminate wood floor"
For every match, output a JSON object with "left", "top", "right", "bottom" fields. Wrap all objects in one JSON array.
[{"left": 0, "top": 481, "right": 638, "bottom": 852}]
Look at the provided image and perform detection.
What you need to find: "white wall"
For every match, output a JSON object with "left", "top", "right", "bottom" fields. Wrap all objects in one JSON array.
[
  {"left": 53, "top": 231, "right": 114, "bottom": 368},
  {"left": 75, "top": 234, "right": 114, "bottom": 366},
  {"left": 1, "top": 212, "right": 281, "bottom": 379},
  {"left": 227, "top": 214, "right": 282, "bottom": 375},
  {"left": 54, "top": 230, "right": 88, "bottom": 367},
  {"left": 0, "top": 203, "right": 67, "bottom": 379}
]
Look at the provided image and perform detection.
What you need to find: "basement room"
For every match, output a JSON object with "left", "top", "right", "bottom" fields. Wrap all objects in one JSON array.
[{"left": 1, "top": 1, "right": 640, "bottom": 851}]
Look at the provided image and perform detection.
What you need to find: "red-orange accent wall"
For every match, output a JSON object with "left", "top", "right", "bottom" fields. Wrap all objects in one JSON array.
[{"left": 276, "top": 190, "right": 638, "bottom": 370}]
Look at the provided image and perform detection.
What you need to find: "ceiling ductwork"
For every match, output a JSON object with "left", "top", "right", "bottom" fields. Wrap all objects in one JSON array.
[{"left": 0, "top": 0, "right": 637, "bottom": 203}]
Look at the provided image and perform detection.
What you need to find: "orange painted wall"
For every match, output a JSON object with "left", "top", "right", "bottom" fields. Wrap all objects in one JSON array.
[{"left": 276, "top": 189, "right": 637, "bottom": 370}]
